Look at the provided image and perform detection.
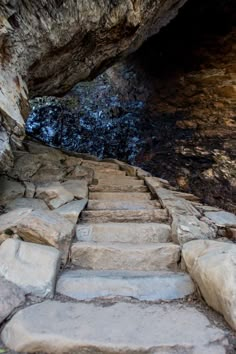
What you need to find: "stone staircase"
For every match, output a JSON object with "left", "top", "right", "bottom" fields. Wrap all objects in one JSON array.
[{"left": 0, "top": 145, "right": 235, "bottom": 353}]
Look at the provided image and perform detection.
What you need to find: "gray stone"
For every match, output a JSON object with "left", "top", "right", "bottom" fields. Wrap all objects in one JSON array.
[
  {"left": 89, "top": 184, "right": 148, "bottom": 192},
  {"left": 57, "top": 270, "right": 195, "bottom": 301},
  {"left": 183, "top": 240, "right": 236, "bottom": 331},
  {"left": 6, "top": 198, "right": 49, "bottom": 211},
  {"left": 71, "top": 242, "right": 180, "bottom": 271},
  {"left": 0, "top": 177, "right": 25, "bottom": 205},
  {"left": 0, "top": 239, "right": 61, "bottom": 298},
  {"left": 1, "top": 301, "right": 227, "bottom": 354},
  {"left": 36, "top": 182, "right": 74, "bottom": 209},
  {"left": 0, "top": 208, "right": 32, "bottom": 244},
  {"left": 16, "top": 209, "right": 75, "bottom": 264},
  {"left": 87, "top": 199, "right": 161, "bottom": 210},
  {"left": 81, "top": 209, "right": 168, "bottom": 223},
  {"left": 82, "top": 160, "right": 120, "bottom": 170},
  {"left": 54, "top": 199, "right": 88, "bottom": 223},
  {"left": 76, "top": 223, "right": 171, "bottom": 243},
  {"left": 205, "top": 211, "right": 236, "bottom": 227},
  {"left": 0, "top": 277, "right": 25, "bottom": 324},
  {"left": 97, "top": 178, "right": 144, "bottom": 186},
  {"left": 62, "top": 180, "right": 88, "bottom": 199}
]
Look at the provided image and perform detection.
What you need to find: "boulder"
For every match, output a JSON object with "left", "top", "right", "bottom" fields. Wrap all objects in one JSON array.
[
  {"left": 0, "top": 277, "right": 25, "bottom": 324},
  {"left": 182, "top": 240, "right": 236, "bottom": 330},
  {"left": 16, "top": 209, "right": 75, "bottom": 263},
  {"left": 0, "top": 239, "right": 61, "bottom": 298},
  {"left": 36, "top": 182, "right": 74, "bottom": 209}
]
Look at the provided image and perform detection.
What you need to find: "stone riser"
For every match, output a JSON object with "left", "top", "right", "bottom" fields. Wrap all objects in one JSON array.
[
  {"left": 87, "top": 200, "right": 161, "bottom": 210},
  {"left": 89, "top": 192, "right": 152, "bottom": 200}
]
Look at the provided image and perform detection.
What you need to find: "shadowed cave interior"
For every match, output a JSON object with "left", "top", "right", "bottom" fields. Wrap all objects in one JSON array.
[{"left": 26, "top": 0, "right": 236, "bottom": 212}]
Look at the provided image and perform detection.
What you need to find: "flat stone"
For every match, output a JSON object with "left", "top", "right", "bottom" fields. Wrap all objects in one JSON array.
[
  {"left": 0, "top": 239, "right": 61, "bottom": 298},
  {"left": 94, "top": 169, "right": 126, "bottom": 179},
  {"left": 76, "top": 223, "right": 171, "bottom": 243},
  {"left": 71, "top": 242, "right": 180, "bottom": 271},
  {"left": 96, "top": 178, "right": 144, "bottom": 186},
  {"left": 183, "top": 240, "right": 236, "bottom": 330},
  {"left": 1, "top": 301, "right": 227, "bottom": 354},
  {"left": 6, "top": 198, "right": 49, "bottom": 211},
  {"left": 87, "top": 200, "right": 161, "bottom": 210},
  {"left": 205, "top": 211, "right": 236, "bottom": 227},
  {"left": 0, "top": 277, "right": 25, "bottom": 324},
  {"left": 89, "top": 184, "right": 148, "bottom": 192},
  {"left": 54, "top": 199, "right": 88, "bottom": 223},
  {"left": 81, "top": 209, "right": 168, "bottom": 223},
  {"left": 62, "top": 180, "right": 88, "bottom": 199},
  {"left": 89, "top": 192, "right": 152, "bottom": 200},
  {"left": 82, "top": 160, "right": 120, "bottom": 170},
  {"left": 0, "top": 208, "right": 32, "bottom": 243},
  {"left": 16, "top": 209, "right": 75, "bottom": 263},
  {"left": 57, "top": 270, "right": 195, "bottom": 301},
  {"left": 172, "top": 214, "right": 216, "bottom": 245},
  {"left": 0, "top": 177, "right": 25, "bottom": 205},
  {"left": 36, "top": 182, "right": 74, "bottom": 209}
]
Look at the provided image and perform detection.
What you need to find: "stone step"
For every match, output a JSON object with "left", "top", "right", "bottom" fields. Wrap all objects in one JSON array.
[
  {"left": 87, "top": 199, "right": 161, "bottom": 210},
  {"left": 76, "top": 223, "right": 171, "bottom": 243},
  {"left": 82, "top": 161, "right": 120, "bottom": 170},
  {"left": 71, "top": 242, "right": 180, "bottom": 271},
  {"left": 80, "top": 209, "right": 168, "bottom": 223},
  {"left": 89, "top": 184, "right": 148, "bottom": 193},
  {"left": 56, "top": 269, "right": 195, "bottom": 301},
  {"left": 94, "top": 169, "right": 127, "bottom": 178},
  {"left": 2, "top": 301, "right": 227, "bottom": 353},
  {"left": 94, "top": 178, "right": 144, "bottom": 186},
  {"left": 89, "top": 192, "right": 152, "bottom": 201}
]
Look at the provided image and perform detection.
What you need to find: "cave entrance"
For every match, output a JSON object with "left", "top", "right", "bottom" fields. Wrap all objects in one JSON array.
[{"left": 26, "top": 0, "right": 236, "bottom": 211}]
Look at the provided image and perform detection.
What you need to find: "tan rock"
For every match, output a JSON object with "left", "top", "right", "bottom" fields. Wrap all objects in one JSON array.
[
  {"left": 89, "top": 184, "right": 148, "bottom": 192},
  {"left": 89, "top": 192, "right": 152, "bottom": 200},
  {"left": 1, "top": 301, "right": 227, "bottom": 353},
  {"left": 0, "top": 239, "right": 61, "bottom": 298},
  {"left": 183, "top": 240, "right": 236, "bottom": 330},
  {"left": 36, "top": 182, "right": 74, "bottom": 209},
  {"left": 67, "top": 165, "right": 94, "bottom": 183},
  {"left": 71, "top": 242, "right": 180, "bottom": 271},
  {"left": 87, "top": 199, "right": 161, "bottom": 210},
  {"left": 0, "top": 208, "right": 32, "bottom": 242},
  {"left": 16, "top": 209, "right": 75, "bottom": 263},
  {"left": 62, "top": 180, "right": 88, "bottom": 199}
]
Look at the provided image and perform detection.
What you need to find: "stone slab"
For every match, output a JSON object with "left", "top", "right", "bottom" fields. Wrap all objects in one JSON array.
[
  {"left": 89, "top": 184, "right": 148, "bottom": 192},
  {"left": 81, "top": 209, "right": 168, "bottom": 223},
  {"left": 76, "top": 223, "right": 171, "bottom": 243},
  {"left": 0, "top": 239, "right": 61, "bottom": 298},
  {"left": 36, "top": 182, "right": 74, "bottom": 209},
  {"left": 6, "top": 197, "right": 49, "bottom": 211},
  {"left": 57, "top": 269, "right": 195, "bottom": 301},
  {"left": 205, "top": 211, "right": 236, "bottom": 227},
  {"left": 87, "top": 200, "right": 161, "bottom": 210},
  {"left": 1, "top": 301, "right": 227, "bottom": 354},
  {"left": 71, "top": 242, "right": 180, "bottom": 271},
  {"left": 54, "top": 199, "right": 88, "bottom": 223},
  {"left": 89, "top": 192, "right": 152, "bottom": 200},
  {"left": 62, "top": 180, "right": 88, "bottom": 199},
  {"left": 96, "top": 178, "right": 144, "bottom": 186}
]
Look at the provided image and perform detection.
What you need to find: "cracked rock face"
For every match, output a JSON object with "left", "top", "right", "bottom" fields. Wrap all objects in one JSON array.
[{"left": 0, "top": 0, "right": 187, "bottom": 170}]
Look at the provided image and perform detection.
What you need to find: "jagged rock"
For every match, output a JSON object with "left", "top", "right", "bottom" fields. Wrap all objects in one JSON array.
[
  {"left": 16, "top": 209, "right": 75, "bottom": 263},
  {"left": 0, "top": 277, "right": 25, "bottom": 324},
  {"left": 0, "top": 239, "right": 61, "bottom": 298},
  {"left": 54, "top": 199, "right": 88, "bottom": 224},
  {"left": 182, "top": 240, "right": 236, "bottom": 330},
  {"left": 0, "top": 0, "right": 188, "bottom": 169},
  {"left": 62, "top": 180, "right": 88, "bottom": 199},
  {"left": 0, "top": 177, "right": 25, "bottom": 205},
  {"left": 6, "top": 197, "right": 49, "bottom": 211},
  {"left": 1, "top": 301, "right": 227, "bottom": 353},
  {"left": 36, "top": 182, "right": 74, "bottom": 209}
]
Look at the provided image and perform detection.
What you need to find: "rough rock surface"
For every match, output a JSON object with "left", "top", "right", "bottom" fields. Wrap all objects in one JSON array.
[
  {"left": 36, "top": 182, "right": 74, "bottom": 209},
  {"left": 0, "top": 239, "right": 61, "bottom": 298},
  {"left": 0, "top": 277, "right": 25, "bottom": 324},
  {"left": 6, "top": 197, "right": 49, "bottom": 211},
  {"left": 183, "top": 240, "right": 236, "bottom": 330},
  {"left": 16, "top": 209, "right": 75, "bottom": 263},
  {"left": 54, "top": 199, "right": 88, "bottom": 223},
  {"left": 1, "top": 301, "right": 228, "bottom": 354},
  {"left": 0, "top": 0, "right": 188, "bottom": 170}
]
